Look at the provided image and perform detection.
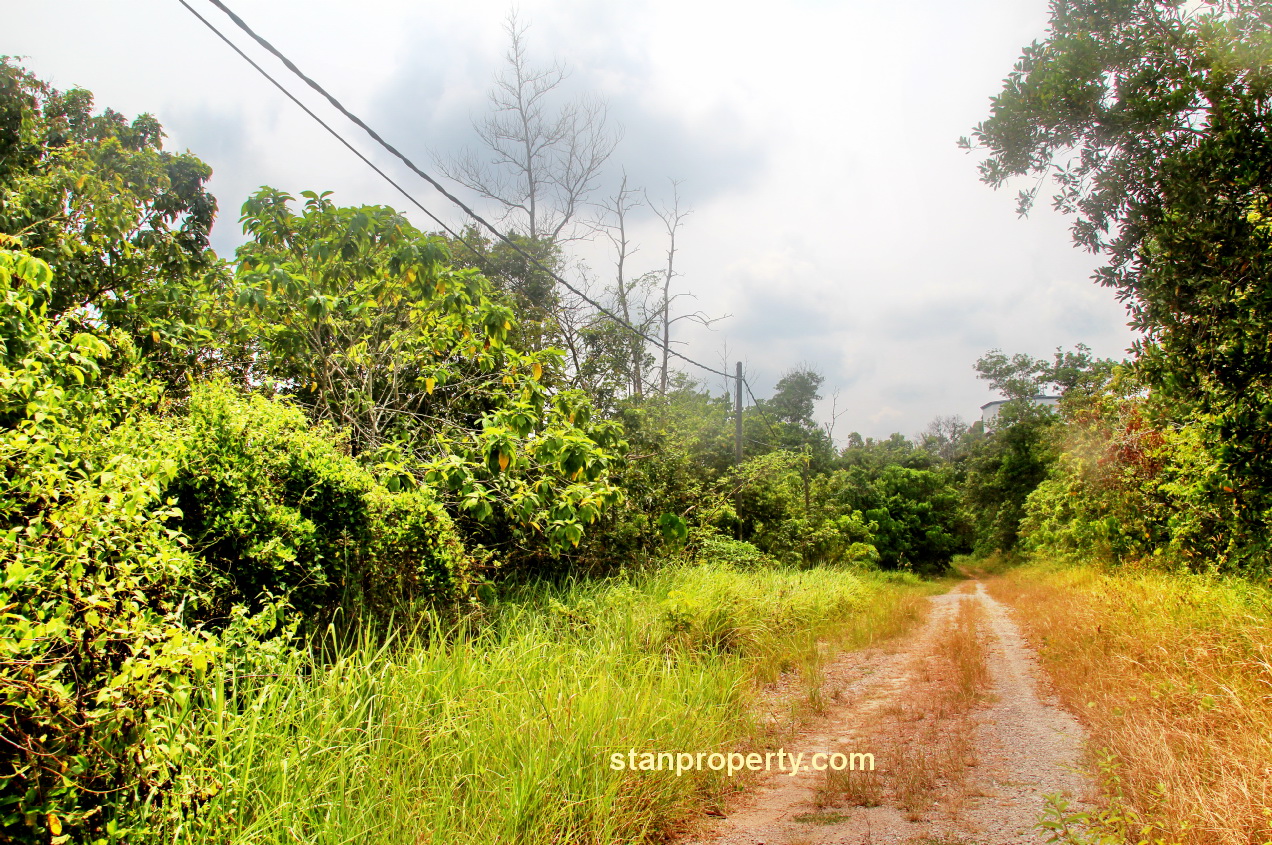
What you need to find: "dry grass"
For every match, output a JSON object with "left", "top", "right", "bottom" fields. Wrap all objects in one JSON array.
[
  {"left": 988, "top": 560, "right": 1272, "bottom": 845},
  {"left": 819, "top": 762, "right": 886, "bottom": 809},
  {"left": 815, "top": 596, "right": 992, "bottom": 821},
  {"left": 757, "top": 589, "right": 934, "bottom": 737},
  {"left": 946, "top": 594, "right": 991, "bottom": 706}
]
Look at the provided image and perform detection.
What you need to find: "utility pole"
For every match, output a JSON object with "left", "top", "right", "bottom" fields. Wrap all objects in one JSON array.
[{"left": 735, "top": 362, "right": 743, "bottom": 466}]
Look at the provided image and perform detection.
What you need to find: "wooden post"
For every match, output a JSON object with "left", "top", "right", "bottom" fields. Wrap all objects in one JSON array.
[{"left": 735, "top": 361, "right": 743, "bottom": 466}]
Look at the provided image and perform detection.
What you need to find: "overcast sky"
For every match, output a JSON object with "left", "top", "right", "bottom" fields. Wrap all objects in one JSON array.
[{"left": 6, "top": 0, "right": 1140, "bottom": 441}]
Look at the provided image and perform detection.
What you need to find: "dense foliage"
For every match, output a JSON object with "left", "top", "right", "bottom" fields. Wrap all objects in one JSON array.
[
  {"left": 7, "top": 0, "right": 1271, "bottom": 831},
  {"left": 0, "top": 59, "right": 950, "bottom": 843},
  {"left": 1, "top": 248, "right": 211, "bottom": 841},
  {"left": 222, "top": 188, "right": 629, "bottom": 562},
  {"left": 0, "top": 61, "right": 217, "bottom": 385},
  {"left": 0, "top": 62, "right": 624, "bottom": 842},
  {"left": 965, "top": 0, "right": 1272, "bottom": 567}
]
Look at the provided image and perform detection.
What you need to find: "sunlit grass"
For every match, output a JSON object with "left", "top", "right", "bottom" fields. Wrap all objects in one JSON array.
[
  {"left": 160, "top": 563, "right": 933, "bottom": 845},
  {"left": 988, "top": 560, "right": 1272, "bottom": 845}
]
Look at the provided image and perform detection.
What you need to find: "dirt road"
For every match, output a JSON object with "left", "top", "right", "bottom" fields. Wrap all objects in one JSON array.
[{"left": 680, "top": 582, "right": 1092, "bottom": 845}]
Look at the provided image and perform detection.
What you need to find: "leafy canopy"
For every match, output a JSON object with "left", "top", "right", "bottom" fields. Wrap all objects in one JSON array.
[
  {"left": 225, "top": 189, "right": 628, "bottom": 555},
  {"left": 0, "top": 59, "right": 217, "bottom": 365},
  {"left": 964, "top": 0, "right": 1272, "bottom": 514}
]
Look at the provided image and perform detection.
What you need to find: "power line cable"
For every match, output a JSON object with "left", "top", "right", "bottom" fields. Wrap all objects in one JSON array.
[
  {"left": 742, "top": 377, "right": 786, "bottom": 445},
  {"left": 183, "top": 0, "right": 738, "bottom": 383},
  {"left": 177, "top": 1, "right": 577, "bottom": 312},
  {"left": 178, "top": 0, "right": 458, "bottom": 240}
]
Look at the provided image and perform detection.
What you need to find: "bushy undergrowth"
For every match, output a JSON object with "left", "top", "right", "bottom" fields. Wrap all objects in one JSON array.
[
  {"left": 167, "top": 382, "right": 470, "bottom": 621},
  {"left": 145, "top": 563, "right": 928, "bottom": 845},
  {"left": 989, "top": 560, "right": 1272, "bottom": 845},
  {"left": 1017, "top": 378, "right": 1272, "bottom": 576},
  {"left": 0, "top": 250, "right": 471, "bottom": 842}
]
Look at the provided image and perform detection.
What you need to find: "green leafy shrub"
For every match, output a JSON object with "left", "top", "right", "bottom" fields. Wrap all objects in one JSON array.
[
  {"left": 0, "top": 249, "right": 216, "bottom": 843},
  {"left": 360, "top": 484, "right": 470, "bottom": 614},
  {"left": 1018, "top": 381, "right": 1265, "bottom": 574},
  {"left": 1, "top": 252, "right": 473, "bottom": 843},
  {"left": 223, "top": 189, "right": 628, "bottom": 565},
  {"left": 690, "top": 529, "right": 777, "bottom": 569},
  {"left": 808, "top": 466, "right": 961, "bottom": 572},
  {"left": 165, "top": 381, "right": 471, "bottom": 621}
]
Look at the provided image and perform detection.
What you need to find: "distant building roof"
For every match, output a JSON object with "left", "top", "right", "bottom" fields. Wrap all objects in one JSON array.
[{"left": 980, "top": 396, "right": 1061, "bottom": 429}]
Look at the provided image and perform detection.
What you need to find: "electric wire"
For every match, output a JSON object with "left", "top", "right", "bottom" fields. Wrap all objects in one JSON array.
[
  {"left": 177, "top": 0, "right": 575, "bottom": 308},
  {"left": 178, "top": 0, "right": 458, "bottom": 240},
  {"left": 184, "top": 0, "right": 738, "bottom": 383},
  {"left": 742, "top": 377, "right": 787, "bottom": 446}
]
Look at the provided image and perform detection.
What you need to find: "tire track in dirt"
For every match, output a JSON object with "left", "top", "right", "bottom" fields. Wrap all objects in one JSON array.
[{"left": 679, "top": 582, "right": 1093, "bottom": 845}]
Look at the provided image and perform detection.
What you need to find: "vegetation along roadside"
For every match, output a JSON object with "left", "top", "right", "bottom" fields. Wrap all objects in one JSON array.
[{"left": 6, "top": 0, "right": 1272, "bottom": 841}]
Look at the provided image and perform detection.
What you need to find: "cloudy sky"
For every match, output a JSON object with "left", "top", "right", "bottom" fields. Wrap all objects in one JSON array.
[{"left": 6, "top": 0, "right": 1140, "bottom": 441}]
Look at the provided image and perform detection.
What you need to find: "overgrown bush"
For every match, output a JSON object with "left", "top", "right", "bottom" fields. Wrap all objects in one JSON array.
[
  {"left": 1, "top": 252, "right": 475, "bottom": 842},
  {"left": 223, "top": 189, "right": 628, "bottom": 567},
  {"left": 1019, "top": 381, "right": 1267, "bottom": 575},
  {"left": 1, "top": 250, "right": 216, "bottom": 843},
  {"left": 689, "top": 530, "right": 776, "bottom": 569},
  {"left": 165, "top": 382, "right": 470, "bottom": 622}
]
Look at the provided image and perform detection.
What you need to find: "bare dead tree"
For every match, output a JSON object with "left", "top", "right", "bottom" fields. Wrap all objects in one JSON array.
[
  {"left": 650, "top": 180, "right": 688, "bottom": 394},
  {"left": 440, "top": 11, "right": 618, "bottom": 243},
  {"left": 597, "top": 173, "right": 652, "bottom": 398},
  {"left": 553, "top": 274, "right": 601, "bottom": 377},
  {"left": 648, "top": 180, "right": 726, "bottom": 394},
  {"left": 919, "top": 414, "right": 969, "bottom": 461},
  {"left": 821, "top": 388, "right": 849, "bottom": 447}
]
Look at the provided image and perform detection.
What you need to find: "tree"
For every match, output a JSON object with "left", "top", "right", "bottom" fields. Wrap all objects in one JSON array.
[
  {"left": 963, "top": 0, "right": 1272, "bottom": 521},
  {"left": 919, "top": 414, "right": 972, "bottom": 463},
  {"left": 814, "top": 460, "right": 968, "bottom": 573},
  {"left": 226, "top": 188, "right": 627, "bottom": 558},
  {"left": 962, "top": 347, "right": 1119, "bottom": 552},
  {"left": 445, "top": 224, "right": 561, "bottom": 351},
  {"left": 769, "top": 366, "right": 823, "bottom": 426},
  {"left": 596, "top": 173, "right": 656, "bottom": 399},
  {"left": 976, "top": 345, "right": 1118, "bottom": 406},
  {"left": 0, "top": 59, "right": 217, "bottom": 378},
  {"left": 962, "top": 411, "right": 1057, "bottom": 553},
  {"left": 591, "top": 177, "right": 720, "bottom": 403},
  {"left": 744, "top": 366, "right": 835, "bottom": 470},
  {"left": 975, "top": 350, "right": 1053, "bottom": 402},
  {"left": 440, "top": 12, "right": 618, "bottom": 243},
  {"left": 649, "top": 180, "right": 714, "bottom": 395}
]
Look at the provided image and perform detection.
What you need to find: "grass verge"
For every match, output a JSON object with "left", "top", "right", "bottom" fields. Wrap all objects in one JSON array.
[
  {"left": 988, "top": 559, "right": 1272, "bottom": 845},
  {"left": 158, "top": 563, "right": 933, "bottom": 845}
]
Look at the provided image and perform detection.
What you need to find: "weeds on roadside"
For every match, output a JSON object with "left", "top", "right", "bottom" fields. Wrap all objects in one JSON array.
[
  {"left": 997, "top": 560, "right": 1272, "bottom": 845},
  {"left": 156, "top": 563, "right": 931, "bottom": 845}
]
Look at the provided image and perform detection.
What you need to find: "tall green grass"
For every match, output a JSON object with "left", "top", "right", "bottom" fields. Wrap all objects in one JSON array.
[{"left": 158, "top": 563, "right": 930, "bottom": 845}]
